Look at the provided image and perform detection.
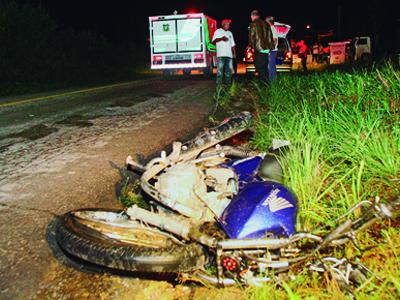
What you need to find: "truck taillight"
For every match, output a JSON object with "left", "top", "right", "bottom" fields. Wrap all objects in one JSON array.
[
  {"left": 285, "top": 51, "right": 292, "bottom": 60},
  {"left": 153, "top": 55, "right": 163, "bottom": 64},
  {"left": 246, "top": 50, "right": 254, "bottom": 61},
  {"left": 194, "top": 54, "right": 204, "bottom": 59},
  {"left": 194, "top": 53, "right": 204, "bottom": 63}
]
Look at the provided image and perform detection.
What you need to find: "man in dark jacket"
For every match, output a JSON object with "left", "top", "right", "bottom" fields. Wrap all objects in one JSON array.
[{"left": 248, "top": 10, "right": 274, "bottom": 82}]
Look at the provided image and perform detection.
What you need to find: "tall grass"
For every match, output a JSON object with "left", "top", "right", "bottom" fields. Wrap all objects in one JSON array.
[
  {"left": 247, "top": 63, "right": 400, "bottom": 298},
  {"left": 253, "top": 63, "right": 399, "bottom": 227}
]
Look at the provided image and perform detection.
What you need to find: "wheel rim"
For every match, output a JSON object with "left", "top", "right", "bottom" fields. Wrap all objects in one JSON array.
[{"left": 70, "top": 210, "right": 183, "bottom": 248}]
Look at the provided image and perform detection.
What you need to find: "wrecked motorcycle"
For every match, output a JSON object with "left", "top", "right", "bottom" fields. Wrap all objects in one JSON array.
[{"left": 56, "top": 112, "right": 399, "bottom": 288}]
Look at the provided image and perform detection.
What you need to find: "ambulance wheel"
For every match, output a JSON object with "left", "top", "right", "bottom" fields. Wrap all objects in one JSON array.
[
  {"left": 203, "top": 67, "right": 211, "bottom": 77},
  {"left": 163, "top": 70, "right": 173, "bottom": 76},
  {"left": 204, "top": 63, "right": 214, "bottom": 77}
]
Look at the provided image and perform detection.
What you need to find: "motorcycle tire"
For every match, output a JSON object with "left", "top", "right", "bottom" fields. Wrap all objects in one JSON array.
[{"left": 56, "top": 208, "right": 207, "bottom": 273}]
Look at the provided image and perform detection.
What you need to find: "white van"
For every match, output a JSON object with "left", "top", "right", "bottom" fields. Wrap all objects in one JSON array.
[
  {"left": 149, "top": 13, "right": 217, "bottom": 75},
  {"left": 350, "top": 37, "right": 371, "bottom": 61}
]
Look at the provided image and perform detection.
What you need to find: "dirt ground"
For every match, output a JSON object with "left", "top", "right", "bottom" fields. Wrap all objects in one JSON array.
[{"left": 0, "top": 78, "right": 229, "bottom": 299}]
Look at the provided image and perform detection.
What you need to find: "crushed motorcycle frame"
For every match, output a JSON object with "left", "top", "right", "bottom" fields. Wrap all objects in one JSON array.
[{"left": 55, "top": 112, "right": 400, "bottom": 291}]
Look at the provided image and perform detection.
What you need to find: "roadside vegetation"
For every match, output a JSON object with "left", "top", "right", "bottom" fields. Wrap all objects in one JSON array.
[
  {"left": 232, "top": 63, "right": 399, "bottom": 299},
  {"left": 116, "top": 63, "right": 399, "bottom": 298},
  {"left": 0, "top": 2, "right": 147, "bottom": 97}
]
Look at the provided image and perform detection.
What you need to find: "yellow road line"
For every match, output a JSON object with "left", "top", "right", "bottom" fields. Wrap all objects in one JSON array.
[{"left": 0, "top": 80, "right": 145, "bottom": 108}]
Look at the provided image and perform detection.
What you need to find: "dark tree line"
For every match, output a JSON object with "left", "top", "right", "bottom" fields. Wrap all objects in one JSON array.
[{"left": 0, "top": 2, "right": 145, "bottom": 90}]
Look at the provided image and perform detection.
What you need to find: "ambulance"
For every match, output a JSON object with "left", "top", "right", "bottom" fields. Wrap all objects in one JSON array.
[{"left": 149, "top": 13, "right": 217, "bottom": 75}]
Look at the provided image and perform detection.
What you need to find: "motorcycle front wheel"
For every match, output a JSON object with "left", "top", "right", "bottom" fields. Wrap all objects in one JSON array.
[{"left": 56, "top": 208, "right": 207, "bottom": 273}]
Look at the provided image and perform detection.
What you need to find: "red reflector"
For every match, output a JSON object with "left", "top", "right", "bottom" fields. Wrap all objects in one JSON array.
[
  {"left": 222, "top": 257, "right": 238, "bottom": 272},
  {"left": 153, "top": 55, "right": 163, "bottom": 61}
]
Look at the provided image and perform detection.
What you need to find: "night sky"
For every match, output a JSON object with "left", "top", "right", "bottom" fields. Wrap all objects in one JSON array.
[{"left": 19, "top": 0, "right": 400, "bottom": 52}]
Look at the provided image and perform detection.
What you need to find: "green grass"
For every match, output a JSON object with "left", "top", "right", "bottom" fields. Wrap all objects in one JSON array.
[
  {"left": 118, "top": 179, "right": 150, "bottom": 210},
  {"left": 252, "top": 63, "right": 399, "bottom": 224},
  {"left": 213, "top": 82, "right": 241, "bottom": 112},
  {"left": 214, "top": 63, "right": 400, "bottom": 298}
]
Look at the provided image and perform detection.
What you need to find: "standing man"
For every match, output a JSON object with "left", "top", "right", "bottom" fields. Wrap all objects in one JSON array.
[
  {"left": 297, "top": 40, "right": 308, "bottom": 72},
  {"left": 248, "top": 10, "right": 274, "bottom": 83},
  {"left": 266, "top": 16, "right": 278, "bottom": 81},
  {"left": 212, "top": 19, "right": 236, "bottom": 85},
  {"left": 312, "top": 43, "right": 319, "bottom": 62}
]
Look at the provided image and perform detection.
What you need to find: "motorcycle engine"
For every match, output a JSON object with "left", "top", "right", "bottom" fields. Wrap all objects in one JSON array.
[{"left": 155, "top": 161, "right": 237, "bottom": 222}]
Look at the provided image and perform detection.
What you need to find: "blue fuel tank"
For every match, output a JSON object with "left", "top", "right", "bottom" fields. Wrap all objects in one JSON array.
[{"left": 219, "top": 181, "right": 298, "bottom": 239}]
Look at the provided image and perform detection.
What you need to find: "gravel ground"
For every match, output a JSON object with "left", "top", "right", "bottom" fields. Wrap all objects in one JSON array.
[{"left": 0, "top": 78, "right": 215, "bottom": 299}]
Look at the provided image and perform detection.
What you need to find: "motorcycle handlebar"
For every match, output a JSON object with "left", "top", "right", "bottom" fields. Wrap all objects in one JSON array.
[{"left": 318, "top": 196, "right": 399, "bottom": 250}]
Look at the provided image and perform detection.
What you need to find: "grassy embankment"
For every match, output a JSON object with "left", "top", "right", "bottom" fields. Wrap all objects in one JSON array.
[{"left": 214, "top": 63, "right": 399, "bottom": 299}]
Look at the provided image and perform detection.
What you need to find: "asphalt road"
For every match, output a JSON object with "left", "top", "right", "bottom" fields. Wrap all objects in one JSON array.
[{"left": 0, "top": 76, "right": 215, "bottom": 299}]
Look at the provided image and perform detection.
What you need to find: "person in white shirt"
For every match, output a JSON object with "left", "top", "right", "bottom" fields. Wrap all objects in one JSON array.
[
  {"left": 212, "top": 19, "right": 236, "bottom": 85},
  {"left": 266, "top": 16, "right": 278, "bottom": 81}
]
